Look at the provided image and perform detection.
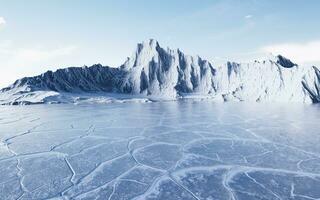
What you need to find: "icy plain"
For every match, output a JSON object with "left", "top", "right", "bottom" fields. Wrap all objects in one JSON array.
[{"left": 0, "top": 101, "right": 320, "bottom": 200}]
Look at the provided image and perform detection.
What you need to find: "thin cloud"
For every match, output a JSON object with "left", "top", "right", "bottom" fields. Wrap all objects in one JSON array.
[
  {"left": 261, "top": 40, "right": 320, "bottom": 64},
  {"left": 245, "top": 15, "right": 253, "bottom": 19},
  {"left": 0, "top": 17, "right": 6, "bottom": 26},
  {"left": 16, "top": 46, "right": 77, "bottom": 62},
  {"left": 0, "top": 43, "right": 77, "bottom": 88}
]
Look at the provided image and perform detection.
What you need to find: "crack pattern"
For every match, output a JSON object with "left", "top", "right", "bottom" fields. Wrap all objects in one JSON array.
[{"left": 0, "top": 102, "right": 320, "bottom": 200}]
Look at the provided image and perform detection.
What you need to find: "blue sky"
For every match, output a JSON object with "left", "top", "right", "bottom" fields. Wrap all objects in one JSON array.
[{"left": 0, "top": 0, "right": 320, "bottom": 87}]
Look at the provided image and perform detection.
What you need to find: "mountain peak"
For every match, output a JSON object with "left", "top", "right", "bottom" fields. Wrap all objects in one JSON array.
[
  {"left": 137, "top": 39, "right": 160, "bottom": 52},
  {"left": 122, "top": 39, "right": 167, "bottom": 70},
  {"left": 145, "top": 38, "right": 159, "bottom": 47}
]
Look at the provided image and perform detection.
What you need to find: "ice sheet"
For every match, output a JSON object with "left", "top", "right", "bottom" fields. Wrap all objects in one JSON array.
[{"left": 0, "top": 102, "right": 320, "bottom": 199}]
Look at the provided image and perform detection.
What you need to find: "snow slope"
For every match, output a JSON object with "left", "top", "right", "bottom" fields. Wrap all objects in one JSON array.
[{"left": 1, "top": 39, "right": 319, "bottom": 105}]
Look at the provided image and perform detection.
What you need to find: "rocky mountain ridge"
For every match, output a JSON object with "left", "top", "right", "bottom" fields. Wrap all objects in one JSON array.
[{"left": 1, "top": 39, "right": 319, "bottom": 105}]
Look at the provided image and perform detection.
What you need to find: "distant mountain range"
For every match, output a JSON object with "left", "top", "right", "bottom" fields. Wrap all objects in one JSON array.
[{"left": 1, "top": 39, "right": 319, "bottom": 105}]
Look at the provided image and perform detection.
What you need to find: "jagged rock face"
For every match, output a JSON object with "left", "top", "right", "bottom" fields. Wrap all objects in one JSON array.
[
  {"left": 1, "top": 64, "right": 126, "bottom": 93},
  {"left": 119, "top": 39, "right": 216, "bottom": 98},
  {"left": 302, "top": 66, "right": 320, "bottom": 103},
  {"left": 214, "top": 60, "right": 314, "bottom": 102},
  {"left": 0, "top": 39, "right": 320, "bottom": 105},
  {"left": 116, "top": 40, "right": 320, "bottom": 103}
]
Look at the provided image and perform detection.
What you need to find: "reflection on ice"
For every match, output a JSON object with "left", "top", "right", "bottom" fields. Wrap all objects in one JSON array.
[{"left": 0, "top": 102, "right": 320, "bottom": 199}]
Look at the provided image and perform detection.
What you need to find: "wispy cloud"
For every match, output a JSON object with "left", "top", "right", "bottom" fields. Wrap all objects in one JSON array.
[
  {"left": 15, "top": 46, "right": 77, "bottom": 63},
  {"left": 245, "top": 15, "right": 253, "bottom": 19},
  {"left": 261, "top": 40, "right": 320, "bottom": 64},
  {"left": 0, "top": 17, "right": 6, "bottom": 27},
  {"left": 0, "top": 44, "right": 77, "bottom": 65},
  {"left": 0, "top": 42, "right": 77, "bottom": 88}
]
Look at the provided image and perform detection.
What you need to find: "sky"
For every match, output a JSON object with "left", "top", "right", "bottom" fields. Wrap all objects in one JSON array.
[{"left": 0, "top": 0, "right": 320, "bottom": 88}]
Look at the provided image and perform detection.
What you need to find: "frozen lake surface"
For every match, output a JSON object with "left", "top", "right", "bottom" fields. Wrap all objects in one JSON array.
[{"left": 0, "top": 101, "right": 320, "bottom": 200}]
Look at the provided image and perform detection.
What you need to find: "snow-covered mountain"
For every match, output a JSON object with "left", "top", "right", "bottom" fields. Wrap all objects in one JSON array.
[{"left": 1, "top": 39, "right": 319, "bottom": 105}]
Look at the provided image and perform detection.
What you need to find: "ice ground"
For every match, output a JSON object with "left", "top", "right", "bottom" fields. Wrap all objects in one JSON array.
[{"left": 0, "top": 101, "right": 320, "bottom": 200}]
